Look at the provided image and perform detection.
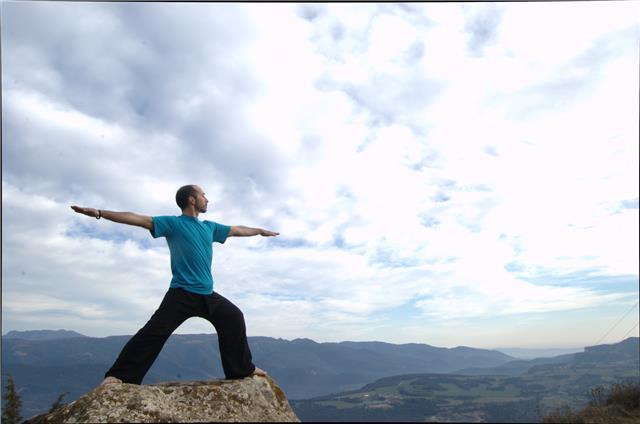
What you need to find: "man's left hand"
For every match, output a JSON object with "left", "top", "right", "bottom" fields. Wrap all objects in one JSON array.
[{"left": 260, "top": 229, "right": 279, "bottom": 237}]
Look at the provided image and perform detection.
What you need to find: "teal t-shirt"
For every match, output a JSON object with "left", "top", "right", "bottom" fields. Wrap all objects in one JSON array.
[{"left": 150, "top": 215, "right": 231, "bottom": 295}]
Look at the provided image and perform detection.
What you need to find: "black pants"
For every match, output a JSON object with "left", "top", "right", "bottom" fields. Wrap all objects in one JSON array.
[{"left": 105, "top": 287, "right": 255, "bottom": 384}]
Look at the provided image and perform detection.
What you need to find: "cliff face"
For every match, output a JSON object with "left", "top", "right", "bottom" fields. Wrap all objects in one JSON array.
[{"left": 26, "top": 376, "right": 300, "bottom": 423}]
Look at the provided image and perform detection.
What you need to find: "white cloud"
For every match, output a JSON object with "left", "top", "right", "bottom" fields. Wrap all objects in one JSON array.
[{"left": 2, "top": 2, "right": 638, "bottom": 348}]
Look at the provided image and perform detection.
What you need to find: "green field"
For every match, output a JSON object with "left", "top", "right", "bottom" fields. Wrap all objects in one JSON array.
[{"left": 292, "top": 358, "right": 640, "bottom": 422}]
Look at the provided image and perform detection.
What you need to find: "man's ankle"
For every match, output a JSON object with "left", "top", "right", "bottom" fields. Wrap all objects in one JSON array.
[{"left": 100, "top": 376, "right": 123, "bottom": 386}]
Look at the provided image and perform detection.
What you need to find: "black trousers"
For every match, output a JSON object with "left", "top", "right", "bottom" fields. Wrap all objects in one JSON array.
[{"left": 105, "top": 287, "right": 255, "bottom": 384}]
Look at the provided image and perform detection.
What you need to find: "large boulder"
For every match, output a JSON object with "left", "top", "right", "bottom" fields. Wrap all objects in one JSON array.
[{"left": 26, "top": 376, "right": 300, "bottom": 423}]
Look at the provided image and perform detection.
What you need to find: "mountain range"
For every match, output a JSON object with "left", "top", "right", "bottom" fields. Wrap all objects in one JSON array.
[
  {"left": 292, "top": 337, "right": 639, "bottom": 422},
  {"left": 2, "top": 330, "right": 637, "bottom": 421},
  {"left": 3, "top": 330, "right": 88, "bottom": 341},
  {"left": 4, "top": 330, "right": 510, "bottom": 418}
]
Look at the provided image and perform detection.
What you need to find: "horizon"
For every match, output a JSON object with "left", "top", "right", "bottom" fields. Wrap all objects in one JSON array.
[
  {"left": 4, "top": 328, "right": 638, "bottom": 352},
  {"left": 2, "top": 2, "right": 638, "bottom": 350}
]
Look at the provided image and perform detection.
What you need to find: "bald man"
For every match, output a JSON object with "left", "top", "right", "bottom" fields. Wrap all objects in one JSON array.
[{"left": 71, "top": 184, "right": 278, "bottom": 385}]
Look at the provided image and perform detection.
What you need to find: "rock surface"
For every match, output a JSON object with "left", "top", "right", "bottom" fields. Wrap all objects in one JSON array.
[{"left": 26, "top": 376, "right": 300, "bottom": 423}]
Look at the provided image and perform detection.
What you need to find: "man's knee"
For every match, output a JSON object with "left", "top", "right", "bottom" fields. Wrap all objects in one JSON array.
[
  {"left": 141, "top": 311, "right": 183, "bottom": 335},
  {"left": 215, "top": 297, "right": 244, "bottom": 318},
  {"left": 139, "top": 321, "right": 173, "bottom": 337},
  {"left": 210, "top": 304, "right": 246, "bottom": 329},
  {"left": 226, "top": 304, "right": 245, "bottom": 322}
]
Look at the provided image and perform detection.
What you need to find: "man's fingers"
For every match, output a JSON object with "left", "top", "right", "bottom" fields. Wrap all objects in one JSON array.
[
  {"left": 260, "top": 230, "right": 279, "bottom": 237},
  {"left": 71, "top": 206, "right": 96, "bottom": 217}
]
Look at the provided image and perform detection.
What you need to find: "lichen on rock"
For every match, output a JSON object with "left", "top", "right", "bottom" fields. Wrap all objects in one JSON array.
[{"left": 26, "top": 375, "right": 300, "bottom": 423}]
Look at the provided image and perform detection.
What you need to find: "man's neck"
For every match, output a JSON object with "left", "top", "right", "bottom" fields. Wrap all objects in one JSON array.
[{"left": 181, "top": 207, "right": 199, "bottom": 218}]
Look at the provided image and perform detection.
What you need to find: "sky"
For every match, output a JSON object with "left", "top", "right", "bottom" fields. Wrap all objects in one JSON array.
[{"left": 2, "top": 1, "right": 638, "bottom": 350}]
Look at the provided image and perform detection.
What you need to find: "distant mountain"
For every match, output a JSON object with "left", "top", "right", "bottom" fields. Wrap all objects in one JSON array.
[
  {"left": 1, "top": 333, "right": 514, "bottom": 419},
  {"left": 9, "top": 333, "right": 636, "bottom": 421},
  {"left": 496, "top": 347, "right": 583, "bottom": 359},
  {"left": 576, "top": 337, "right": 640, "bottom": 364},
  {"left": 455, "top": 337, "right": 640, "bottom": 376},
  {"left": 292, "top": 337, "right": 640, "bottom": 422},
  {"left": 3, "top": 330, "right": 87, "bottom": 341},
  {"left": 454, "top": 352, "right": 577, "bottom": 376}
]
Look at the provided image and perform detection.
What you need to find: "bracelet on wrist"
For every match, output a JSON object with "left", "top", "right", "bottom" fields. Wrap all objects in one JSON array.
[{"left": 96, "top": 210, "right": 102, "bottom": 220}]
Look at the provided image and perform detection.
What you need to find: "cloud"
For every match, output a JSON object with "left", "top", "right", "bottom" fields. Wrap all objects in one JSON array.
[
  {"left": 296, "top": 4, "right": 326, "bottom": 23},
  {"left": 1, "top": 182, "right": 172, "bottom": 335},
  {"left": 619, "top": 198, "right": 639, "bottom": 210},
  {"left": 2, "top": 2, "right": 638, "bottom": 347},
  {"left": 3, "top": 2, "right": 292, "bottom": 225},
  {"left": 307, "top": 7, "right": 444, "bottom": 129},
  {"left": 463, "top": 3, "right": 503, "bottom": 56}
]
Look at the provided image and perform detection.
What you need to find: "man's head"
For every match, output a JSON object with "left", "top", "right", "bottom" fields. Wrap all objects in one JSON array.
[{"left": 176, "top": 185, "right": 208, "bottom": 213}]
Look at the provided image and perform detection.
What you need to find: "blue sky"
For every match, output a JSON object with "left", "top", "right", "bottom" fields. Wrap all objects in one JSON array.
[{"left": 2, "top": 2, "right": 638, "bottom": 349}]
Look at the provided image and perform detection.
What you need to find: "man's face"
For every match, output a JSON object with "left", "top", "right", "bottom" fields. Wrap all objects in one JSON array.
[{"left": 192, "top": 186, "right": 209, "bottom": 213}]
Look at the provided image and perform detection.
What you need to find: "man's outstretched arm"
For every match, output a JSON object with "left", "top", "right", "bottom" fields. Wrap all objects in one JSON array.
[
  {"left": 70, "top": 206, "right": 153, "bottom": 231},
  {"left": 228, "top": 226, "right": 279, "bottom": 237}
]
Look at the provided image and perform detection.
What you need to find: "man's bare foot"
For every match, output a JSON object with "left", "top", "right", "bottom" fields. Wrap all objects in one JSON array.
[
  {"left": 100, "top": 376, "right": 122, "bottom": 387},
  {"left": 252, "top": 367, "right": 268, "bottom": 377}
]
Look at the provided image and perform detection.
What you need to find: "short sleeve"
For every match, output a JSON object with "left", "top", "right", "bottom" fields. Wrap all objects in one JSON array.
[
  {"left": 150, "top": 216, "right": 176, "bottom": 238},
  {"left": 207, "top": 221, "right": 231, "bottom": 244}
]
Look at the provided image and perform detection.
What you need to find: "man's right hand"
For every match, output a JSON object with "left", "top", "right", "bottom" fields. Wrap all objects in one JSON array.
[{"left": 71, "top": 205, "right": 100, "bottom": 218}]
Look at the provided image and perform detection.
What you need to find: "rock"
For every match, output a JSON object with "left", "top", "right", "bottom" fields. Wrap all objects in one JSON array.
[{"left": 26, "top": 376, "right": 300, "bottom": 423}]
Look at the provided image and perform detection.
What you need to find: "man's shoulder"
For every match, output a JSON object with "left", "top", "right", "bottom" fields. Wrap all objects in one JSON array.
[
  {"left": 202, "top": 220, "right": 231, "bottom": 233},
  {"left": 149, "top": 215, "right": 181, "bottom": 238},
  {"left": 201, "top": 220, "right": 218, "bottom": 232},
  {"left": 153, "top": 215, "right": 184, "bottom": 230},
  {"left": 202, "top": 219, "right": 222, "bottom": 226},
  {"left": 154, "top": 215, "right": 181, "bottom": 223}
]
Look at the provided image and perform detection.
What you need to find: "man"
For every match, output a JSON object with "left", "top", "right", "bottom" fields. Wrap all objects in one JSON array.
[{"left": 70, "top": 184, "right": 278, "bottom": 386}]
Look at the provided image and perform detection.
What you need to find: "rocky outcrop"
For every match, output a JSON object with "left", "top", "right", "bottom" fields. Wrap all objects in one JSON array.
[{"left": 27, "top": 376, "right": 300, "bottom": 423}]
